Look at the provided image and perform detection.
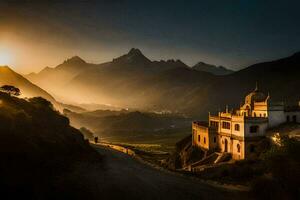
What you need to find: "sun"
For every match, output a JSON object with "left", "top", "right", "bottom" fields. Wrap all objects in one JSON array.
[{"left": 0, "top": 48, "right": 13, "bottom": 66}]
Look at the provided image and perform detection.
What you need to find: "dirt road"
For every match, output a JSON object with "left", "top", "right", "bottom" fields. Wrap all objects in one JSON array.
[{"left": 92, "top": 144, "right": 248, "bottom": 200}]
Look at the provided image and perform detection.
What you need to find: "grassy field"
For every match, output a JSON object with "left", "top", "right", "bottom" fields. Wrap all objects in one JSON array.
[{"left": 100, "top": 129, "right": 190, "bottom": 154}]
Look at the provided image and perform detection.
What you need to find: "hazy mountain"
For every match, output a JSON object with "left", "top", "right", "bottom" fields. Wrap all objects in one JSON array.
[
  {"left": 26, "top": 49, "right": 300, "bottom": 118},
  {"left": 26, "top": 56, "right": 97, "bottom": 100},
  {"left": 0, "top": 66, "right": 56, "bottom": 103},
  {"left": 192, "top": 62, "right": 234, "bottom": 75}
]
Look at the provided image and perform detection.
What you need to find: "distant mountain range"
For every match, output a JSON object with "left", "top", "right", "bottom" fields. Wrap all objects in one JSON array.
[
  {"left": 19, "top": 49, "right": 300, "bottom": 118},
  {"left": 192, "top": 62, "right": 233, "bottom": 75}
]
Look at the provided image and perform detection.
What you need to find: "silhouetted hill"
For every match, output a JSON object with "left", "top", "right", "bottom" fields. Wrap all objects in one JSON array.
[
  {"left": 192, "top": 62, "right": 233, "bottom": 75},
  {"left": 213, "top": 51, "right": 300, "bottom": 108},
  {"left": 0, "top": 66, "right": 56, "bottom": 103},
  {"left": 0, "top": 92, "right": 101, "bottom": 199}
]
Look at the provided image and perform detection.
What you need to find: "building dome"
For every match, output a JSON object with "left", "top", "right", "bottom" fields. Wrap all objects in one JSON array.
[{"left": 245, "top": 84, "right": 267, "bottom": 105}]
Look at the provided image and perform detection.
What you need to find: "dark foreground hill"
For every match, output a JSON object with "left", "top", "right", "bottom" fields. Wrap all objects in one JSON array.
[{"left": 0, "top": 92, "right": 101, "bottom": 199}]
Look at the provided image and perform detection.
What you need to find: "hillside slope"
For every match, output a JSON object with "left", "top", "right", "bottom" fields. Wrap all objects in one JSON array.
[
  {"left": 0, "top": 92, "right": 101, "bottom": 199},
  {"left": 0, "top": 66, "right": 56, "bottom": 103}
]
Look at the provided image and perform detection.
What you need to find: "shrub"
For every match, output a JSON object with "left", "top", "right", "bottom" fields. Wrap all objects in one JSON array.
[{"left": 251, "top": 137, "right": 300, "bottom": 199}]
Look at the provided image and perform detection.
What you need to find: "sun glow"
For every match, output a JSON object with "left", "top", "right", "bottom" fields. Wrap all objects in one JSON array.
[{"left": 0, "top": 47, "right": 13, "bottom": 66}]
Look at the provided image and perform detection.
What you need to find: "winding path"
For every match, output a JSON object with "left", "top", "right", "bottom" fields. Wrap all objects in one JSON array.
[{"left": 92, "top": 144, "right": 248, "bottom": 200}]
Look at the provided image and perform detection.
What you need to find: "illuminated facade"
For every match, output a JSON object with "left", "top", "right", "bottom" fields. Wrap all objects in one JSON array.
[{"left": 192, "top": 85, "right": 300, "bottom": 160}]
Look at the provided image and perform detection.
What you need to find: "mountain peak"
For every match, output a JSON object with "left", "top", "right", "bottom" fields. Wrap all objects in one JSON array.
[
  {"left": 193, "top": 62, "right": 233, "bottom": 75},
  {"left": 128, "top": 48, "right": 143, "bottom": 56},
  {"left": 64, "top": 56, "right": 86, "bottom": 65},
  {"left": 113, "top": 48, "right": 151, "bottom": 65}
]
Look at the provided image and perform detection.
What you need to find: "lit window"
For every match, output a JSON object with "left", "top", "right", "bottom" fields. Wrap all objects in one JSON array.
[{"left": 198, "top": 135, "right": 200, "bottom": 142}]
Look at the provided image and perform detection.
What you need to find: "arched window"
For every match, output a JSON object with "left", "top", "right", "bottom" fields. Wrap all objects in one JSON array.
[
  {"left": 250, "top": 125, "right": 259, "bottom": 133},
  {"left": 234, "top": 124, "right": 240, "bottom": 131},
  {"left": 237, "top": 144, "right": 240, "bottom": 153}
]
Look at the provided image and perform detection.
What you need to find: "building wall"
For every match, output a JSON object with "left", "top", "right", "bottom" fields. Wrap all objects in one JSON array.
[
  {"left": 285, "top": 111, "right": 300, "bottom": 123},
  {"left": 217, "top": 135, "right": 245, "bottom": 160},
  {"left": 268, "top": 110, "right": 285, "bottom": 127},
  {"left": 232, "top": 139, "right": 245, "bottom": 160},
  {"left": 218, "top": 135, "right": 232, "bottom": 153},
  {"left": 244, "top": 139, "right": 262, "bottom": 159},
  {"left": 209, "top": 132, "right": 218, "bottom": 150},
  {"left": 192, "top": 124, "right": 210, "bottom": 149},
  {"left": 252, "top": 110, "right": 267, "bottom": 118},
  {"left": 253, "top": 102, "right": 268, "bottom": 118},
  {"left": 231, "top": 115, "right": 245, "bottom": 138},
  {"left": 244, "top": 120, "right": 268, "bottom": 137}
]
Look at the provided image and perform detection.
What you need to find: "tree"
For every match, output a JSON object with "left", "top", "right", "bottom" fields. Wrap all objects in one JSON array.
[{"left": 0, "top": 85, "right": 21, "bottom": 96}]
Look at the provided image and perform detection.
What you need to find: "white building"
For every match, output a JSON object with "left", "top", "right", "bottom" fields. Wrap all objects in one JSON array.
[{"left": 192, "top": 85, "right": 300, "bottom": 160}]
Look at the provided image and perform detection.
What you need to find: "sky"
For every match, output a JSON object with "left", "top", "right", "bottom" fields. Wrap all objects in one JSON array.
[{"left": 0, "top": 0, "right": 300, "bottom": 73}]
